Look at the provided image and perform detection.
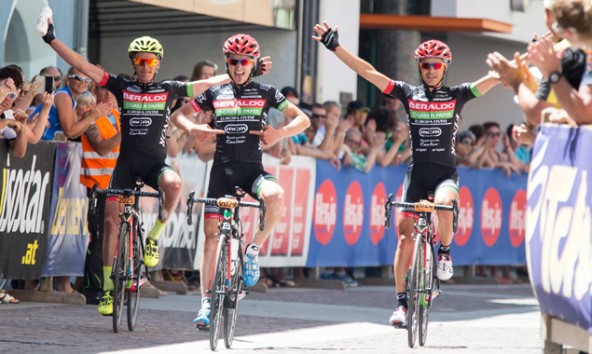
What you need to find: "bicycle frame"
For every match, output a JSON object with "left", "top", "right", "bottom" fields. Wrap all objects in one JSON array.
[
  {"left": 385, "top": 194, "right": 458, "bottom": 348},
  {"left": 187, "top": 188, "right": 265, "bottom": 350}
]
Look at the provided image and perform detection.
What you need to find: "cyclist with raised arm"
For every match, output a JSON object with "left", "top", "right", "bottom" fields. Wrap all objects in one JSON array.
[
  {"left": 36, "top": 11, "right": 264, "bottom": 316},
  {"left": 313, "top": 22, "right": 500, "bottom": 327},
  {"left": 171, "top": 33, "right": 310, "bottom": 328}
]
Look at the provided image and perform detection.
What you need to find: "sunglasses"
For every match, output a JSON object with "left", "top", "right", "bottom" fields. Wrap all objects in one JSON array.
[
  {"left": 6, "top": 92, "right": 18, "bottom": 100},
  {"left": 312, "top": 113, "right": 327, "bottom": 119},
  {"left": 132, "top": 57, "right": 159, "bottom": 67},
  {"left": 68, "top": 75, "right": 92, "bottom": 83},
  {"left": 420, "top": 62, "right": 444, "bottom": 70},
  {"left": 52, "top": 76, "right": 62, "bottom": 82},
  {"left": 487, "top": 132, "right": 501, "bottom": 137},
  {"left": 227, "top": 58, "right": 252, "bottom": 66}
]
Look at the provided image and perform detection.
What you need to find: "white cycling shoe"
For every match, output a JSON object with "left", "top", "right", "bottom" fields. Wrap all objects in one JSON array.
[
  {"left": 437, "top": 254, "right": 454, "bottom": 280},
  {"left": 389, "top": 306, "right": 407, "bottom": 327}
]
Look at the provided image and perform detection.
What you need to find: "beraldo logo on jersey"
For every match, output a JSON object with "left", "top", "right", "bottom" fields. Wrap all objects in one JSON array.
[
  {"left": 123, "top": 90, "right": 167, "bottom": 110},
  {"left": 409, "top": 99, "right": 456, "bottom": 120},
  {"left": 225, "top": 124, "right": 249, "bottom": 134},
  {"left": 214, "top": 99, "right": 265, "bottom": 117},
  {"left": 213, "top": 99, "right": 265, "bottom": 109},
  {"left": 419, "top": 127, "right": 442, "bottom": 137},
  {"left": 129, "top": 117, "right": 152, "bottom": 127}
]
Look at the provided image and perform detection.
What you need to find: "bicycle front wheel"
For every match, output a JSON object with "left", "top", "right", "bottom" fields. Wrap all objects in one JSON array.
[
  {"left": 224, "top": 250, "right": 244, "bottom": 349},
  {"left": 407, "top": 236, "right": 423, "bottom": 348},
  {"left": 419, "top": 242, "right": 434, "bottom": 346},
  {"left": 127, "top": 222, "right": 145, "bottom": 331},
  {"left": 209, "top": 236, "right": 227, "bottom": 351},
  {"left": 112, "top": 222, "right": 129, "bottom": 333}
]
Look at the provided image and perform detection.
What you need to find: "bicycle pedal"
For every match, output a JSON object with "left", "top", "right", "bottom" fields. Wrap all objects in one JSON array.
[{"left": 195, "top": 325, "right": 210, "bottom": 332}]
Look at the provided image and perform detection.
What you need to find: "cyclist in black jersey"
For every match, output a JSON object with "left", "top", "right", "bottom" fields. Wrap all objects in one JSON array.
[
  {"left": 313, "top": 21, "right": 500, "bottom": 327},
  {"left": 171, "top": 33, "right": 310, "bottom": 328},
  {"left": 36, "top": 12, "right": 272, "bottom": 316}
]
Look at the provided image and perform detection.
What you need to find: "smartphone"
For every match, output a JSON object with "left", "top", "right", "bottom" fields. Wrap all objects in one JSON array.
[
  {"left": 44, "top": 76, "right": 54, "bottom": 93},
  {"left": 34, "top": 75, "right": 54, "bottom": 94}
]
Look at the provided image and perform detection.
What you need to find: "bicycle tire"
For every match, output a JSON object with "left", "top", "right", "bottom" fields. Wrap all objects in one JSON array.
[
  {"left": 224, "top": 249, "right": 244, "bottom": 348},
  {"left": 209, "top": 236, "right": 226, "bottom": 351},
  {"left": 127, "top": 221, "right": 144, "bottom": 331},
  {"left": 112, "top": 222, "right": 129, "bottom": 333},
  {"left": 407, "top": 235, "right": 422, "bottom": 348},
  {"left": 419, "top": 242, "right": 434, "bottom": 346}
]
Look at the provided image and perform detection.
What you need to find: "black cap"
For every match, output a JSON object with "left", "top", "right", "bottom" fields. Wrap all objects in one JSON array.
[
  {"left": 281, "top": 86, "right": 299, "bottom": 98},
  {"left": 347, "top": 100, "right": 370, "bottom": 113}
]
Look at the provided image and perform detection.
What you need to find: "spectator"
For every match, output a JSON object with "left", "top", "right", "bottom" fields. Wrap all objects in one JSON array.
[
  {"left": 506, "top": 123, "right": 531, "bottom": 172},
  {"left": 190, "top": 60, "right": 218, "bottom": 81},
  {"left": 478, "top": 122, "right": 521, "bottom": 176},
  {"left": 342, "top": 127, "right": 383, "bottom": 173},
  {"left": 455, "top": 130, "right": 477, "bottom": 167},
  {"left": 79, "top": 85, "right": 120, "bottom": 303},
  {"left": 40, "top": 65, "right": 63, "bottom": 91},
  {"left": 344, "top": 100, "right": 370, "bottom": 138},
  {"left": 0, "top": 78, "right": 28, "bottom": 158}
]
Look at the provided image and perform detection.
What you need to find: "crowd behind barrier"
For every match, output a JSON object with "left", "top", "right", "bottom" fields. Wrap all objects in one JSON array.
[{"left": 0, "top": 140, "right": 529, "bottom": 281}]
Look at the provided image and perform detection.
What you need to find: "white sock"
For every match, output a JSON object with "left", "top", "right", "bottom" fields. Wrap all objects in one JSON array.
[
  {"left": 201, "top": 297, "right": 211, "bottom": 308},
  {"left": 246, "top": 243, "right": 261, "bottom": 257}
]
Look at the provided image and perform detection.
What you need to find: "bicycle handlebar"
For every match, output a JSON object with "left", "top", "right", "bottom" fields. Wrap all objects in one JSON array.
[
  {"left": 186, "top": 191, "right": 266, "bottom": 231},
  {"left": 89, "top": 184, "right": 165, "bottom": 219},
  {"left": 384, "top": 194, "right": 459, "bottom": 233}
]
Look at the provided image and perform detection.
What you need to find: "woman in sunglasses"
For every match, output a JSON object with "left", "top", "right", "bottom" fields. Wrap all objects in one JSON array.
[
  {"left": 313, "top": 21, "right": 500, "bottom": 328},
  {"left": 36, "top": 10, "right": 273, "bottom": 316},
  {"left": 171, "top": 33, "right": 310, "bottom": 329}
]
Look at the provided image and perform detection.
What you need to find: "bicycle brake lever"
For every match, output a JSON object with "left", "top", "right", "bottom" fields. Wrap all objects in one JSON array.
[{"left": 187, "top": 191, "right": 195, "bottom": 225}]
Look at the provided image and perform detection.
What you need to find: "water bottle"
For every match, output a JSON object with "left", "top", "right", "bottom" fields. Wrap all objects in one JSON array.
[
  {"left": 36, "top": 6, "right": 53, "bottom": 36},
  {"left": 230, "top": 238, "right": 239, "bottom": 275}
]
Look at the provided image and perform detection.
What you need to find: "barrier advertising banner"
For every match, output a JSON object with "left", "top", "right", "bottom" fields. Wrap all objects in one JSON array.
[
  {"left": 307, "top": 160, "right": 528, "bottom": 267},
  {"left": 43, "top": 143, "right": 88, "bottom": 276},
  {"left": 0, "top": 141, "right": 55, "bottom": 279},
  {"left": 526, "top": 125, "right": 592, "bottom": 332}
]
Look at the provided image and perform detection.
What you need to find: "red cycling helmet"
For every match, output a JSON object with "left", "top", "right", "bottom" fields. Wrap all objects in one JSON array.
[
  {"left": 223, "top": 33, "right": 261, "bottom": 59},
  {"left": 414, "top": 40, "right": 452, "bottom": 63}
]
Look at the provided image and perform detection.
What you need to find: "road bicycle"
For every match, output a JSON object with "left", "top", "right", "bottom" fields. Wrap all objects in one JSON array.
[
  {"left": 90, "top": 180, "right": 164, "bottom": 333},
  {"left": 187, "top": 187, "right": 265, "bottom": 351},
  {"left": 384, "top": 194, "right": 458, "bottom": 348}
]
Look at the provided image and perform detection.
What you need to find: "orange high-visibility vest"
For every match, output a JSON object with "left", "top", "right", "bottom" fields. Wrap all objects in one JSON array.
[{"left": 80, "top": 109, "right": 120, "bottom": 189}]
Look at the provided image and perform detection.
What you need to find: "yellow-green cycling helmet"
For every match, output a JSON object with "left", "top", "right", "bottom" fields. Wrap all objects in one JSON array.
[{"left": 128, "top": 36, "right": 164, "bottom": 59}]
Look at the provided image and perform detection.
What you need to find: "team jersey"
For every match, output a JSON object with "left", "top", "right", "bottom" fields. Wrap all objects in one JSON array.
[
  {"left": 383, "top": 80, "right": 480, "bottom": 168},
  {"left": 98, "top": 73, "right": 191, "bottom": 159},
  {"left": 190, "top": 81, "right": 289, "bottom": 165}
]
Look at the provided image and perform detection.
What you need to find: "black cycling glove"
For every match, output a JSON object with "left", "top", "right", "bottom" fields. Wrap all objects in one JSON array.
[
  {"left": 42, "top": 23, "right": 56, "bottom": 44},
  {"left": 252, "top": 59, "right": 264, "bottom": 77},
  {"left": 321, "top": 27, "right": 340, "bottom": 51}
]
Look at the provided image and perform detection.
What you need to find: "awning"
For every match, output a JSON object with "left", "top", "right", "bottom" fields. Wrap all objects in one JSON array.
[{"left": 360, "top": 14, "right": 512, "bottom": 33}]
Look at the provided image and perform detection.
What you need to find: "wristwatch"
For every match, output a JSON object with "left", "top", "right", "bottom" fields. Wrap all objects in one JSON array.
[{"left": 548, "top": 71, "right": 562, "bottom": 84}]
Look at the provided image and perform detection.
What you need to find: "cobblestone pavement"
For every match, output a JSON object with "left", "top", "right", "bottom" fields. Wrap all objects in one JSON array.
[{"left": 0, "top": 283, "right": 542, "bottom": 354}]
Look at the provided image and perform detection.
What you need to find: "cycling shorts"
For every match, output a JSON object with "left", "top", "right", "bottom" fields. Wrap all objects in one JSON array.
[
  {"left": 204, "top": 161, "right": 277, "bottom": 218},
  {"left": 400, "top": 163, "right": 459, "bottom": 216},
  {"left": 109, "top": 151, "right": 172, "bottom": 192}
]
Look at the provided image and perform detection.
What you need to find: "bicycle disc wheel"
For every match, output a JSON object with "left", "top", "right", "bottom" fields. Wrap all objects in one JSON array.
[
  {"left": 127, "top": 223, "right": 144, "bottom": 331},
  {"left": 224, "top": 252, "right": 244, "bottom": 348},
  {"left": 112, "top": 222, "right": 129, "bottom": 333},
  {"left": 209, "top": 237, "right": 226, "bottom": 351},
  {"left": 407, "top": 238, "right": 423, "bottom": 348},
  {"left": 419, "top": 243, "right": 434, "bottom": 346}
]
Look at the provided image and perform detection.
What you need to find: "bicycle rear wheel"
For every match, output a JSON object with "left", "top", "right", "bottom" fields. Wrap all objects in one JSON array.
[
  {"left": 407, "top": 237, "right": 423, "bottom": 348},
  {"left": 209, "top": 237, "right": 227, "bottom": 351},
  {"left": 127, "top": 223, "right": 145, "bottom": 331},
  {"left": 224, "top": 250, "right": 244, "bottom": 349},
  {"left": 419, "top": 242, "right": 434, "bottom": 346},
  {"left": 112, "top": 222, "right": 129, "bottom": 333}
]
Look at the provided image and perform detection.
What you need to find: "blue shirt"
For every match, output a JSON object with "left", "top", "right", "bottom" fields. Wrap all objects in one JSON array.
[{"left": 31, "top": 86, "right": 75, "bottom": 141}]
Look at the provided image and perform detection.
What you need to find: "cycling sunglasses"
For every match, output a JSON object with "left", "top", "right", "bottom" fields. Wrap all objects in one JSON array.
[
  {"left": 68, "top": 75, "right": 92, "bottom": 83},
  {"left": 420, "top": 62, "right": 444, "bottom": 70},
  {"left": 132, "top": 57, "right": 159, "bottom": 67},
  {"left": 227, "top": 58, "right": 252, "bottom": 66}
]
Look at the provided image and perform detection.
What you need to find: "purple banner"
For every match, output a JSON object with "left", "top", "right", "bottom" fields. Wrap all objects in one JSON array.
[
  {"left": 526, "top": 125, "right": 592, "bottom": 333},
  {"left": 42, "top": 142, "right": 88, "bottom": 277},
  {"left": 307, "top": 160, "right": 528, "bottom": 267}
]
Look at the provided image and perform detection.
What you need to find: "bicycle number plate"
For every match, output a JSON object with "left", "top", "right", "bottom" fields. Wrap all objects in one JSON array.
[
  {"left": 217, "top": 197, "right": 238, "bottom": 209},
  {"left": 119, "top": 195, "right": 135, "bottom": 205}
]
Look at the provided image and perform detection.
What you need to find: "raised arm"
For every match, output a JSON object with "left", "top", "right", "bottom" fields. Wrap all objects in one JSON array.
[
  {"left": 39, "top": 16, "right": 104, "bottom": 83},
  {"left": 313, "top": 22, "right": 392, "bottom": 93}
]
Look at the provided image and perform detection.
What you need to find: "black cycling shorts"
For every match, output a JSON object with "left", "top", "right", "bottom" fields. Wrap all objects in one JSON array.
[
  {"left": 401, "top": 163, "right": 459, "bottom": 207},
  {"left": 205, "top": 161, "right": 276, "bottom": 217},
  {"left": 109, "top": 151, "right": 172, "bottom": 191}
]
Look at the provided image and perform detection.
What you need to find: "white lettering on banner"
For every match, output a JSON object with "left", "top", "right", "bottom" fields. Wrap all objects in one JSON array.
[
  {"left": 509, "top": 200, "right": 525, "bottom": 232},
  {"left": 527, "top": 136, "right": 592, "bottom": 300},
  {"left": 0, "top": 156, "right": 51, "bottom": 234},
  {"left": 50, "top": 188, "right": 87, "bottom": 236},
  {"left": 344, "top": 194, "right": 363, "bottom": 233},
  {"left": 314, "top": 193, "right": 336, "bottom": 231},
  {"left": 458, "top": 204, "right": 473, "bottom": 234},
  {"left": 481, "top": 200, "right": 501, "bottom": 235},
  {"left": 370, "top": 195, "right": 383, "bottom": 228}
]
